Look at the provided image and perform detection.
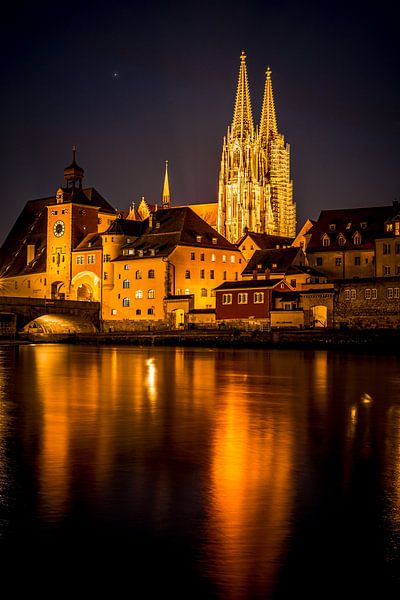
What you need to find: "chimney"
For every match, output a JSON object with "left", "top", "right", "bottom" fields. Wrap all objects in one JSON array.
[
  {"left": 252, "top": 270, "right": 258, "bottom": 280},
  {"left": 27, "top": 244, "right": 35, "bottom": 265},
  {"left": 149, "top": 213, "right": 154, "bottom": 228},
  {"left": 265, "top": 268, "right": 270, "bottom": 279}
]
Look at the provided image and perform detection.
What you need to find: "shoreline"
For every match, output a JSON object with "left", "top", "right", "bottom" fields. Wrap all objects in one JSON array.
[{"left": 2, "top": 328, "right": 399, "bottom": 352}]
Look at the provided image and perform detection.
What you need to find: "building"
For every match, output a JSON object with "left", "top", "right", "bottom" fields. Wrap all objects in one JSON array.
[
  {"left": 305, "top": 205, "right": 396, "bottom": 280},
  {"left": 217, "top": 52, "right": 296, "bottom": 243},
  {"left": 237, "top": 231, "right": 294, "bottom": 263}
]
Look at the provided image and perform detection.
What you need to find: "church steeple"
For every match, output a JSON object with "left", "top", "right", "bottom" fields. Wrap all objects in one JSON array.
[
  {"left": 259, "top": 66, "right": 278, "bottom": 149},
  {"left": 63, "top": 146, "right": 84, "bottom": 190},
  {"left": 162, "top": 160, "right": 170, "bottom": 209},
  {"left": 231, "top": 51, "right": 254, "bottom": 139}
]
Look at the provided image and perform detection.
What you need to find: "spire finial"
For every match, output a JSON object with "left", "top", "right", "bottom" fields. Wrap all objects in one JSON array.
[
  {"left": 231, "top": 51, "right": 254, "bottom": 138},
  {"left": 266, "top": 66, "right": 271, "bottom": 78},
  {"left": 259, "top": 64, "right": 278, "bottom": 148},
  {"left": 162, "top": 160, "right": 170, "bottom": 209},
  {"left": 72, "top": 145, "right": 76, "bottom": 162},
  {"left": 241, "top": 50, "right": 246, "bottom": 61}
]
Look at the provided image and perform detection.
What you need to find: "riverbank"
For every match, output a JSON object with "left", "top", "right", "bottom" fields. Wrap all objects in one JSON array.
[{"left": 8, "top": 328, "right": 400, "bottom": 352}]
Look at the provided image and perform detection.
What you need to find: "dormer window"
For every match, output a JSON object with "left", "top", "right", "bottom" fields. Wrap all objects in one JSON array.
[
  {"left": 329, "top": 223, "right": 336, "bottom": 231},
  {"left": 150, "top": 249, "right": 155, "bottom": 256},
  {"left": 322, "top": 234, "right": 330, "bottom": 247},
  {"left": 353, "top": 233, "right": 362, "bottom": 245},
  {"left": 272, "top": 263, "right": 277, "bottom": 269},
  {"left": 386, "top": 223, "right": 394, "bottom": 233},
  {"left": 346, "top": 222, "right": 352, "bottom": 229},
  {"left": 138, "top": 250, "right": 144, "bottom": 256},
  {"left": 196, "top": 235, "right": 202, "bottom": 243},
  {"left": 360, "top": 222, "right": 367, "bottom": 230},
  {"left": 212, "top": 237, "right": 217, "bottom": 245},
  {"left": 155, "top": 222, "right": 161, "bottom": 229},
  {"left": 337, "top": 234, "right": 346, "bottom": 247}
]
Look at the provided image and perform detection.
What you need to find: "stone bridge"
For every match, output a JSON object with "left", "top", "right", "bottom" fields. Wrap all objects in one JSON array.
[{"left": 0, "top": 296, "right": 100, "bottom": 334}]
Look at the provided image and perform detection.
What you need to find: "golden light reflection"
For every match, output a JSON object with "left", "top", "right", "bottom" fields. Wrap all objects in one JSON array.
[
  {"left": 146, "top": 357, "right": 157, "bottom": 404},
  {"left": 208, "top": 381, "right": 294, "bottom": 596},
  {"left": 385, "top": 406, "right": 400, "bottom": 526}
]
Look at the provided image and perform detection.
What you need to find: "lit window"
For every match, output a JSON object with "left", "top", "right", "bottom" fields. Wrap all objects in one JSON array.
[
  {"left": 122, "top": 297, "right": 130, "bottom": 307},
  {"left": 364, "top": 289, "right": 371, "bottom": 300},
  {"left": 230, "top": 255, "right": 235, "bottom": 264},
  {"left": 196, "top": 235, "right": 202, "bottom": 243},
  {"left": 386, "top": 223, "right": 394, "bottom": 232},
  {"left": 212, "top": 237, "right": 217, "bottom": 245},
  {"left": 338, "top": 236, "right": 345, "bottom": 246},
  {"left": 372, "top": 289, "right": 377, "bottom": 299},
  {"left": 135, "top": 290, "right": 143, "bottom": 299},
  {"left": 254, "top": 292, "right": 264, "bottom": 303},
  {"left": 238, "top": 293, "right": 248, "bottom": 304},
  {"left": 345, "top": 289, "right": 351, "bottom": 300},
  {"left": 148, "top": 289, "right": 155, "bottom": 299},
  {"left": 222, "top": 255, "right": 226, "bottom": 263},
  {"left": 322, "top": 236, "right": 330, "bottom": 247},
  {"left": 201, "top": 288, "right": 207, "bottom": 297},
  {"left": 76, "top": 255, "right": 84, "bottom": 265},
  {"left": 336, "top": 257, "right": 342, "bottom": 267},
  {"left": 104, "top": 254, "right": 111, "bottom": 262},
  {"left": 104, "top": 272, "right": 108, "bottom": 281},
  {"left": 351, "top": 289, "right": 356, "bottom": 300},
  {"left": 136, "top": 270, "right": 142, "bottom": 279},
  {"left": 111, "top": 309, "right": 117, "bottom": 315},
  {"left": 211, "top": 254, "right": 216, "bottom": 262},
  {"left": 176, "top": 289, "right": 182, "bottom": 295},
  {"left": 329, "top": 224, "right": 336, "bottom": 231},
  {"left": 360, "top": 222, "right": 367, "bottom": 229},
  {"left": 123, "top": 279, "right": 130, "bottom": 289},
  {"left": 124, "top": 264, "right": 129, "bottom": 270},
  {"left": 353, "top": 234, "right": 361, "bottom": 245},
  {"left": 387, "top": 288, "right": 394, "bottom": 299},
  {"left": 222, "top": 293, "right": 232, "bottom": 305},
  {"left": 184, "top": 288, "right": 190, "bottom": 295},
  {"left": 88, "top": 255, "right": 95, "bottom": 264}
]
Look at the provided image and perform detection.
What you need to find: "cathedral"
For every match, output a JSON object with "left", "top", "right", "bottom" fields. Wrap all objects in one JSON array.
[{"left": 217, "top": 52, "right": 296, "bottom": 243}]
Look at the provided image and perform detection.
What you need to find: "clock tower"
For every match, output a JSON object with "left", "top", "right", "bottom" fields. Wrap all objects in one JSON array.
[{"left": 46, "top": 149, "right": 99, "bottom": 299}]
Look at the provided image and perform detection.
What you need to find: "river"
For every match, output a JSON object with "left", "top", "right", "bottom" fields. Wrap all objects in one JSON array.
[{"left": 0, "top": 343, "right": 399, "bottom": 598}]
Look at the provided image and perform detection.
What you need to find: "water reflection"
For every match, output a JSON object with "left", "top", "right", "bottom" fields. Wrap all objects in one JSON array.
[{"left": 0, "top": 345, "right": 400, "bottom": 596}]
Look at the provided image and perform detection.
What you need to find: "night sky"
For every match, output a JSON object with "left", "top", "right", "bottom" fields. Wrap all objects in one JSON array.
[{"left": 0, "top": 0, "right": 398, "bottom": 244}]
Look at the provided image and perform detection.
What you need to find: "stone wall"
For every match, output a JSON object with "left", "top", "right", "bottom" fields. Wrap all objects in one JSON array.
[
  {"left": 335, "top": 277, "right": 400, "bottom": 328},
  {"left": 102, "top": 319, "right": 166, "bottom": 332},
  {"left": 0, "top": 313, "right": 16, "bottom": 338}
]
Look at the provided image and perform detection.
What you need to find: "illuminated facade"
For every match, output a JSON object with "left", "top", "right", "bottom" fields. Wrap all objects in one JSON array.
[{"left": 218, "top": 52, "right": 296, "bottom": 243}]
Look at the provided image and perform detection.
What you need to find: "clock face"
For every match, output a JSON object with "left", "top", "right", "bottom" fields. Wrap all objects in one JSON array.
[{"left": 53, "top": 219, "right": 65, "bottom": 237}]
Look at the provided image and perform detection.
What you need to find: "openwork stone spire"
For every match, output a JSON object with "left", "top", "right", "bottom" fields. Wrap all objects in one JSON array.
[
  {"left": 231, "top": 51, "right": 254, "bottom": 139},
  {"left": 259, "top": 67, "right": 278, "bottom": 149}
]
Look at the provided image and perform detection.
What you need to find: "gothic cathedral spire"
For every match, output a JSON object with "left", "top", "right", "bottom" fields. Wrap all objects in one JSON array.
[
  {"left": 217, "top": 55, "right": 296, "bottom": 243},
  {"left": 162, "top": 160, "right": 170, "bottom": 209}
]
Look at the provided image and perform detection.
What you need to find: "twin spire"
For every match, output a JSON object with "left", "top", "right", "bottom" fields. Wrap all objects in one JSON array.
[{"left": 232, "top": 51, "right": 278, "bottom": 146}]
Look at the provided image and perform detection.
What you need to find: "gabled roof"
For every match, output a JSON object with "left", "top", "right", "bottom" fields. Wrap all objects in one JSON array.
[
  {"left": 115, "top": 207, "right": 237, "bottom": 260},
  {"left": 186, "top": 203, "right": 218, "bottom": 228},
  {"left": 307, "top": 205, "right": 394, "bottom": 251},
  {"left": 242, "top": 247, "right": 301, "bottom": 276},
  {"left": 104, "top": 218, "right": 145, "bottom": 237},
  {"left": 73, "top": 232, "right": 103, "bottom": 251},
  {"left": 237, "top": 231, "right": 294, "bottom": 249}
]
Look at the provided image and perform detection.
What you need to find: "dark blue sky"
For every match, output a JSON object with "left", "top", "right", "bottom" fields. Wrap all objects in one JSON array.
[{"left": 0, "top": 0, "right": 398, "bottom": 244}]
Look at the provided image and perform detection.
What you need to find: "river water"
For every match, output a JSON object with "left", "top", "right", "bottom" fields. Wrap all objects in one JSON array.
[{"left": 0, "top": 343, "right": 399, "bottom": 598}]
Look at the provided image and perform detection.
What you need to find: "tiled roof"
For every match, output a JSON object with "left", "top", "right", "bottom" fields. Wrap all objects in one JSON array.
[
  {"left": 243, "top": 247, "right": 301, "bottom": 275},
  {"left": 104, "top": 218, "right": 145, "bottom": 237},
  {"left": 115, "top": 207, "right": 237, "bottom": 260},
  {"left": 74, "top": 232, "right": 103, "bottom": 250},
  {"left": 238, "top": 232, "right": 294, "bottom": 249},
  {"left": 214, "top": 279, "right": 284, "bottom": 291},
  {"left": 307, "top": 205, "right": 394, "bottom": 251}
]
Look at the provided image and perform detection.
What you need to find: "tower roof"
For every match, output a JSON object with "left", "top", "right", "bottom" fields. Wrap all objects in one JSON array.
[
  {"left": 259, "top": 66, "right": 278, "bottom": 148},
  {"left": 64, "top": 146, "right": 84, "bottom": 188},
  {"left": 231, "top": 51, "right": 254, "bottom": 139}
]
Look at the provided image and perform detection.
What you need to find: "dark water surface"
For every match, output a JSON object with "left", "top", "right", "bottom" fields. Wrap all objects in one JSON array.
[{"left": 0, "top": 343, "right": 399, "bottom": 598}]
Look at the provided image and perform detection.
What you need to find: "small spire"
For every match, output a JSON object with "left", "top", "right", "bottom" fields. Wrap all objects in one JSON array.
[
  {"left": 231, "top": 51, "right": 254, "bottom": 139},
  {"left": 72, "top": 145, "right": 77, "bottom": 162},
  {"left": 162, "top": 160, "right": 170, "bottom": 209}
]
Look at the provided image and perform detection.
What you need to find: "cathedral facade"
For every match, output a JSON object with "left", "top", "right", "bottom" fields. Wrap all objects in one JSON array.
[{"left": 217, "top": 52, "right": 296, "bottom": 244}]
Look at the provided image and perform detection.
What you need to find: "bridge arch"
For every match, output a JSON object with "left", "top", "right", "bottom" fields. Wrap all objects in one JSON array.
[{"left": 71, "top": 271, "right": 100, "bottom": 302}]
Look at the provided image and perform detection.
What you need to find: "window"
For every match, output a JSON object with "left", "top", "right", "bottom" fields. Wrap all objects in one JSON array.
[
  {"left": 136, "top": 309, "right": 141, "bottom": 315},
  {"left": 338, "top": 235, "right": 345, "bottom": 246},
  {"left": 147, "top": 308, "right": 154, "bottom": 315},
  {"left": 238, "top": 293, "right": 248, "bottom": 304},
  {"left": 360, "top": 222, "right": 367, "bottom": 230},
  {"left": 222, "top": 255, "right": 226, "bottom": 263},
  {"left": 122, "top": 297, "right": 130, "bottom": 307},
  {"left": 365, "top": 289, "right": 371, "bottom": 300},
  {"left": 316, "top": 257, "right": 323, "bottom": 267},
  {"left": 235, "top": 272, "right": 238, "bottom": 280},
  {"left": 191, "top": 252, "right": 195, "bottom": 260},
  {"left": 351, "top": 289, "right": 356, "bottom": 300},
  {"left": 345, "top": 289, "right": 351, "bottom": 300},
  {"left": 210, "top": 270, "right": 215, "bottom": 279},
  {"left": 395, "top": 288, "right": 400, "bottom": 299},
  {"left": 196, "top": 235, "right": 202, "bottom": 243},
  {"left": 176, "top": 289, "right": 182, "bottom": 295},
  {"left": 254, "top": 292, "right": 264, "bottom": 303},
  {"left": 354, "top": 256, "right": 361, "bottom": 266},
  {"left": 383, "top": 265, "right": 391, "bottom": 276},
  {"left": 230, "top": 255, "right": 235, "bottom": 263},
  {"left": 211, "top": 254, "right": 216, "bottom": 262},
  {"left": 329, "top": 224, "right": 336, "bottom": 231},
  {"left": 222, "top": 293, "right": 232, "bottom": 305},
  {"left": 200, "top": 269, "right": 205, "bottom": 279},
  {"left": 212, "top": 237, "right": 217, "bottom": 245},
  {"left": 184, "top": 288, "right": 190, "bottom": 295},
  {"left": 135, "top": 290, "right": 143, "bottom": 299},
  {"left": 148, "top": 289, "right": 155, "bottom": 299},
  {"left": 322, "top": 236, "right": 330, "bottom": 247},
  {"left": 135, "top": 270, "right": 142, "bottom": 279},
  {"left": 387, "top": 288, "right": 394, "bottom": 299},
  {"left": 353, "top": 234, "right": 361, "bottom": 245},
  {"left": 185, "top": 270, "right": 191, "bottom": 279},
  {"left": 346, "top": 222, "right": 352, "bottom": 229},
  {"left": 201, "top": 288, "right": 207, "bottom": 297},
  {"left": 383, "top": 243, "right": 391, "bottom": 255},
  {"left": 386, "top": 223, "right": 394, "bottom": 232},
  {"left": 200, "top": 253, "right": 205, "bottom": 261},
  {"left": 123, "top": 279, "right": 130, "bottom": 288},
  {"left": 395, "top": 244, "right": 400, "bottom": 255},
  {"left": 336, "top": 257, "right": 342, "bottom": 267},
  {"left": 124, "top": 264, "right": 129, "bottom": 270},
  {"left": 148, "top": 269, "right": 155, "bottom": 279},
  {"left": 223, "top": 271, "right": 227, "bottom": 280},
  {"left": 104, "top": 254, "right": 111, "bottom": 262},
  {"left": 76, "top": 255, "right": 84, "bottom": 264},
  {"left": 111, "top": 309, "right": 117, "bottom": 315},
  {"left": 88, "top": 255, "right": 95, "bottom": 264},
  {"left": 290, "top": 279, "right": 297, "bottom": 288},
  {"left": 104, "top": 272, "right": 108, "bottom": 281}
]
